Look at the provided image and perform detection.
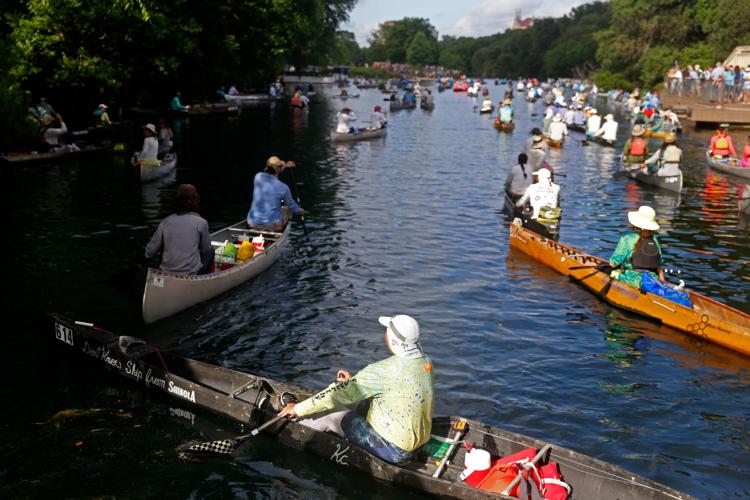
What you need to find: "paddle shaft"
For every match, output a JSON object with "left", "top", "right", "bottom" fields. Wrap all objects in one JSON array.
[
  {"left": 238, "top": 414, "right": 287, "bottom": 441},
  {"left": 501, "top": 444, "right": 552, "bottom": 495},
  {"left": 288, "top": 168, "right": 307, "bottom": 234}
]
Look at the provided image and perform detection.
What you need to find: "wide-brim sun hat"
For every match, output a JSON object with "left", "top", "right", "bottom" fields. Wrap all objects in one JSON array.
[
  {"left": 628, "top": 205, "right": 660, "bottom": 231},
  {"left": 590, "top": 109, "right": 598, "bottom": 114},
  {"left": 553, "top": 113, "right": 563, "bottom": 122},
  {"left": 379, "top": 314, "right": 423, "bottom": 359},
  {"left": 632, "top": 124, "right": 645, "bottom": 136},
  {"left": 98, "top": 103, "right": 108, "bottom": 109},
  {"left": 502, "top": 99, "right": 512, "bottom": 105},
  {"left": 143, "top": 123, "right": 157, "bottom": 134}
]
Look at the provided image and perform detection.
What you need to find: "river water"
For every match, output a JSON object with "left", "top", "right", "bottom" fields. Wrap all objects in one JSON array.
[{"left": 3, "top": 85, "right": 749, "bottom": 499}]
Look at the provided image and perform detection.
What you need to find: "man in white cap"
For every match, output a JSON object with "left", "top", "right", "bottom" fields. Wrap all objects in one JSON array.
[
  {"left": 515, "top": 167, "right": 560, "bottom": 219},
  {"left": 278, "top": 314, "right": 435, "bottom": 464},
  {"left": 609, "top": 205, "right": 665, "bottom": 289},
  {"left": 594, "top": 113, "right": 618, "bottom": 144},
  {"left": 94, "top": 103, "right": 112, "bottom": 127},
  {"left": 246, "top": 156, "right": 304, "bottom": 231}
]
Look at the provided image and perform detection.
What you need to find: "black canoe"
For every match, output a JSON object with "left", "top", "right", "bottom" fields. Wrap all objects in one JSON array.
[{"left": 47, "top": 313, "right": 696, "bottom": 500}]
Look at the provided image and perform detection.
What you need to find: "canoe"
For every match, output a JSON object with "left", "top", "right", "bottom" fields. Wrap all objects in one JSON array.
[
  {"left": 505, "top": 192, "right": 560, "bottom": 240},
  {"left": 493, "top": 119, "right": 514, "bottom": 133},
  {"left": 705, "top": 152, "right": 750, "bottom": 180},
  {"left": 389, "top": 101, "right": 416, "bottom": 111},
  {"left": 545, "top": 137, "right": 563, "bottom": 149},
  {"left": 0, "top": 143, "right": 116, "bottom": 164},
  {"left": 168, "top": 103, "right": 240, "bottom": 116},
  {"left": 330, "top": 128, "right": 386, "bottom": 143},
  {"left": 331, "top": 94, "right": 360, "bottom": 99},
  {"left": 48, "top": 312, "right": 697, "bottom": 500},
  {"left": 620, "top": 159, "right": 683, "bottom": 193},
  {"left": 589, "top": 135, "right": 616, "bottom": 148},
  {"left": 567, "top": 123, "right": 586, "bottom": 134},
  {"left": 508, "top": 220, "right": 750, "bottom": 356},
  {"left": 142, "top": 220, "right": 289, "bottom": 324},
  {"left": 133, "top": 153, "right": 178, "bottom": 183},
  {"left": 420, "top": 100, "right": 435, "bottom": 111},
  {"left": 225, "top": 94, "right": 284, "bottom": 103}
]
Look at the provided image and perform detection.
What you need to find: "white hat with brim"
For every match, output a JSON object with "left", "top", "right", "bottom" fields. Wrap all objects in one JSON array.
[
  {"left": 553, "top": 113, "right": 563, "bottom": 122},
  {"left": 379, "top": 315, "right": 423, "bottom": 359},
  {"left": 628, "top": 206, "right": 659, "bottom": 231},
  {"left": 590, "top": 109, "right": 597, "bottom": 114},
  {"left": 143, "top": 123, "right": 157, "bottom": 134},
  {"left": 98, "top": 103, "right": 108, "bottom": 109}
]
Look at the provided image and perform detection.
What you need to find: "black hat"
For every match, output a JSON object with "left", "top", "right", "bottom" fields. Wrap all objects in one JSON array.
[{"left": 530, "top": 127, "right": 542, "bottom": 136}]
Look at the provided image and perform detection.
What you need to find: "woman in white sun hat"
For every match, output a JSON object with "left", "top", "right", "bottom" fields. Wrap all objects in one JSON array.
[{"left": 609, "top": 206, "right": 666, "bottom": 289}]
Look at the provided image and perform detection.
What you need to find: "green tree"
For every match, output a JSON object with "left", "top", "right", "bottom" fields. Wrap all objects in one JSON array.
[
  {"left": 370, "top": 17, "right": 437, "bottom": 63},
  {"left": 406, "top": 31, "right": 438, "bottom": 66}
]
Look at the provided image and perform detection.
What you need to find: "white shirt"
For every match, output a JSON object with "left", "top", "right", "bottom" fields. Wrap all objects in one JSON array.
[
  {"left": 44, "top": 122, "right": 68, "bottom": 145},
  {"left": 516, "top": 181, "right": 561, "bottom": 218},
  {"left": 140, "top": 136, "right": 159, "bottom": 162},
  {"left": 549, "top": 121, "right": 568, "bottom": 141},
  {"left": 563, "top": 109, "right": 575, "bottom": 125},
  {"left": 336, "top": 111, "right": 357, "bottom": 133},
  {"left": 481, "top": 99, "right": 493, "bottom": 111},
  {"left": 596, "top": 120, "right": 618, "bottom": 142},
  {"left": 586, "top": 115, "right": 601, "bottom": 134},
  {"left": 370, "top": 111, "right": 387, "bottom": 129}
]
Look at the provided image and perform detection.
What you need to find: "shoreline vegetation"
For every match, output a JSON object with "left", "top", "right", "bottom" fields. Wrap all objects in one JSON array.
[{"left": 2, "top": 0, "right": 749, "bottom": 150}]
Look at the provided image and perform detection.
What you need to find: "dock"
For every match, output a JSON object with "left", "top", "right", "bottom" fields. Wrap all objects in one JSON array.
[{"left": 662, "top": 93, "right": 750, "bottom": 129}]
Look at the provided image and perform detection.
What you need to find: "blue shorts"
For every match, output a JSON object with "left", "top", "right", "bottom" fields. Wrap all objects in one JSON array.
[{"left": 341, "top": 412, "right": 413, "bottom": 464}]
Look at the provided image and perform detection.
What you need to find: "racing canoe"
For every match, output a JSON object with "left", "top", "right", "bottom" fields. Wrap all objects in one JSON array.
[
  {"left": 330, "top": 128, "right": 386, "bottom": 143},
  {"left": 142, "top": 220, "right": 289, "bottom": 324},
  {"left": 389, "top": 101, "right": 416, "bottom": 111},
  {"left": 48, "top": 313, "right": 697, "bottom": 500},
  {"left": 508, "top": 220, "right": 750, "bottom": 356},
  {"left": 705, "top": 152, "right": 750, "bottom": 180},
  {"left": 0, "top": 143, "right": 115, "bottom": 164}
]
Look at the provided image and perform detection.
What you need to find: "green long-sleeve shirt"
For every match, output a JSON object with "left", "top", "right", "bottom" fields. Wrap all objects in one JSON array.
[
  {"left": 609, "top": 232, "right": 664, "bottom": 288},
  {"left": 294, "top": 355, "right": 435, "bottom": 452}
]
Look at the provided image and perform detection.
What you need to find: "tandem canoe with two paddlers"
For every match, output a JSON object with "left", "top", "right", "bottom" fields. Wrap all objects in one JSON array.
[
  {"left": 132, "top": 152, "right": 178, "bottom": 183},
  {"left": 48, "top": 312, "right": 697, "bottom": 500},
  {"left": 0, "top": 143, "right": 119, "bottom": 164},
  {"left": 508, "top": 220, "right": 750, "bottom": 357},
  {"left": 619, "top": 157, "right": 682, "bottom": 193},
  {"left": 330, "top": 128, "right": 387, "bottom": 143},
  {"left": 142, "top": 220, "right": 289, "bottom": 324}
]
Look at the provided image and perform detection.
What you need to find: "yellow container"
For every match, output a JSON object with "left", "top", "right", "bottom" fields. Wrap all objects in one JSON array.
[{"left": 235, "top": 240, "right": 255, "bottom": 263}]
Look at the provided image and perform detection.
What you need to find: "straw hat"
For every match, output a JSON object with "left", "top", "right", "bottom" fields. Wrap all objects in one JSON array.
[
  {"left": 502, "top": 99, "right": 512, "bottom": 105},
  {"left": 628, "top": 206, "right": 659, "bottom": 231},
  {"left": 632, "top": 124, "right": 645, "bottom": 136},
  {"left": 266, "top": 156, "right": 285, "bottom": 169}
]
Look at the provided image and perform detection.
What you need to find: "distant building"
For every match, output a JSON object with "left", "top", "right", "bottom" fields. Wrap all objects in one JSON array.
[
  {"left": 723, "top": 46, "right": 750, "bottom": 68},
  {"left": 511, "top": 10, "right": 535, "bottom": 30}
]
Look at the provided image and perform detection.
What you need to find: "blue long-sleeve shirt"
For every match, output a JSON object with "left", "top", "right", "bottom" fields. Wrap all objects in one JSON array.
[{"left": 246, "top": 172, "right": 301, "bottom": 226}]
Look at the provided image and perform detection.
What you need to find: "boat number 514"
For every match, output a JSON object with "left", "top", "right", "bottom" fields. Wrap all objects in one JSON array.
[{"left": 55, "top": 323, "right": 74, "bottom": 346}]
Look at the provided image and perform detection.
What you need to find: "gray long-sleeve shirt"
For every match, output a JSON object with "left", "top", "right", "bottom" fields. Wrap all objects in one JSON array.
[{"left": 145, "top": 213, "right": 212, "bottom": 274}]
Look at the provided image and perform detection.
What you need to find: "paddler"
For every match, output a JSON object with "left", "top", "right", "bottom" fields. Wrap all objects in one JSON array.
[
  {"left": 170, "top": 91, "right": 189, "bottom": 112},
  {"left": 144, "top": 184, "right": 213, "bottom": 275},
  {"left": 134, "top": 123, "right": 159, "bottom": 166},
  {"left": 622, "top": 124, "right": 648, "bottom": 163},
  {"left": 609, "top": 205, "right": 665, "bottom": 289},
  {"left": 742, "top": 134, "right": 750, "bottom": 168},
  {"left": 336, "top": 107, "right": 358, "bottom": 134},
  {"left": 369, "top": 105, "right": 387, "bottom": 129},
  {"left": 594, "top": 113, "right": 618, "bottom": 144},
  {"left": 246, "top": 156, "right": 304, "bottom": 232},
  {"left": 277, "top": 314, "right": 434, "bottom": 465},
  {"left": 498, "top": 99, "right": 514, "bottom": 124},
  {"left": 505, "top": 153, "right": 533, "bottom": 203},
  {"left": 642, "top": 133, "right": 682, "bottom": 176},
  {"left": 585, "top": 108, "right": 600, "bottom": 137},
  {"left": 93, "top": 104, "right": 112, "bottom": 127},
  {"left": 548, "top": 113, "right": 568, "bottom": 143},
  {"left": 515, "top": 167, "right": 560, "bottom": 219},
  {"left": 708, "top": 125, "right": 737, "bottom": 158}
]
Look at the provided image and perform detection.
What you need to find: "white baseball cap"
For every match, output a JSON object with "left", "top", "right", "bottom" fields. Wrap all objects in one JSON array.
[{"left": 378, "top": 315, "right": 423, "bottom": 359}]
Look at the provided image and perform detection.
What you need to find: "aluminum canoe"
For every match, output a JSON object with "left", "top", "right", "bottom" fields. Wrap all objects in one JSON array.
[
  {"left": 134, "top": 153, "right": 178, "bottom": 183},
  {"left": 142, "top": 220, "right": 289, "bottom": 324},
  {"left": 48, "top": 313, "right": 698, "bottom": 500},
  {"left": 705, "top": 152, "right": 750, "bottom": 180},
  {"left": 330, "top": 128, "right": 386, "bottom": 143}
]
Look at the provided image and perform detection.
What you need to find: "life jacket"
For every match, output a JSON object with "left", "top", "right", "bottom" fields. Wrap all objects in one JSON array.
[
  {"left": 662, "top": 145, "right": 681, "bottom": 163},
  {"left": 629, "top": 137, "right": 646, "bottom": 156},
  {"left": 630, "top": 236, "right": 660, "bottom": 271},
  {"left": 715, "top": 136, "right": 729, "bottom": 150},
  {"left": 290, "top": 96, "right": 303, "bottom": 107}
]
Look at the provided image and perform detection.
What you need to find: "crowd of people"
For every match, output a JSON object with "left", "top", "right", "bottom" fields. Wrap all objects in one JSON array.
[{"left": 665, "top": 62, "right": 750, "bottom": 104}]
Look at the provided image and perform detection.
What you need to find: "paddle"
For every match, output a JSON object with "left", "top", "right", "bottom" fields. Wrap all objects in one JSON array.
[
  {"left": 288, "top": 166, "right": 307, "bottom": 234},
  {"left": 613, "top": 163, "right": 643, "bottom": 179},
  {"left": 178, "top": 414, "right": 288, "bottom": 459}
]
